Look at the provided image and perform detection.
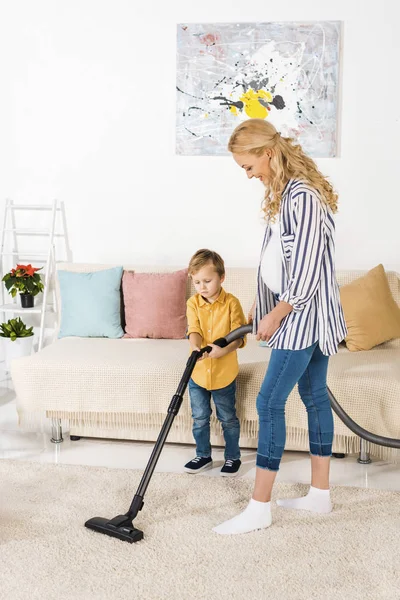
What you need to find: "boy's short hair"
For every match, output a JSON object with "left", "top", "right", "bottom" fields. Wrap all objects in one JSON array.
[{"left": 188, "top": 249, "right": 225, "bottom": 277}]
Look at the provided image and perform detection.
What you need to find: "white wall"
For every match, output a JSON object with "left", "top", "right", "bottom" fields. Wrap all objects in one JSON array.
[{"left": 0, "top": 0, "right": 399, "bottom": 271}]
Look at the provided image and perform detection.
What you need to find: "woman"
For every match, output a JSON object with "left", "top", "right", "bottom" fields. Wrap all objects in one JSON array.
[{"left": 213, "top": 119, "right": 347, "bottom": 535}]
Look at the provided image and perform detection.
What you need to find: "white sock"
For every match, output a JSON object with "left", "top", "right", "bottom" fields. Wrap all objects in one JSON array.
[
  {"left": 212, "top": 498, "right": 272, "bottom": 535},
  {"left": 277, "top": 486, "right": 332, "bottom": 514}
]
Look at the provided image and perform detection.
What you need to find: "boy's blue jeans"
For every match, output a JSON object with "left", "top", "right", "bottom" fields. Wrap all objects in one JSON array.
[
  {"left": 257, "top": 342, "right": 333, "bottom": 472},
  {"left": 188, "top": 378, "right": 241, "bottom": 461}
]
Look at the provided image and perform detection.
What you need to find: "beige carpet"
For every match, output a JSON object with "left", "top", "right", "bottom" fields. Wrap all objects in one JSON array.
[{"left": 0, "top": 460, "right": 399, "bottom": 600}]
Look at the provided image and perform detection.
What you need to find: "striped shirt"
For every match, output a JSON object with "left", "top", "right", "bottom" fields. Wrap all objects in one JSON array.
[{"left": 253, "top": 179, "right": 347, "bottom": 356}]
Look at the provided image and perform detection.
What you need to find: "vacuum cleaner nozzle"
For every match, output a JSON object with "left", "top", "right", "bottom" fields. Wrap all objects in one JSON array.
[{"left": 85, "top": 515, "right": 144, "bottom": 543}]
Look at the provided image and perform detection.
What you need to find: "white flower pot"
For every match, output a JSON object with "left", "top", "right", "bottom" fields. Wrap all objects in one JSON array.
[{"left": 4, "top": 336, "right": 34, "bottom": 371}]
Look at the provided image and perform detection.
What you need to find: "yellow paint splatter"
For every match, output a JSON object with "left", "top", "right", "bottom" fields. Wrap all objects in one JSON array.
[
  {"left": 230, "top": 106, "right": 238, "bottom": 116},
  {"left": 239, "top": 89, "right": 273, "bottom": 119}
]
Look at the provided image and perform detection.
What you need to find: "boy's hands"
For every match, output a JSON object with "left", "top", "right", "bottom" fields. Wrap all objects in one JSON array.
[
  {"left": 193, "top": 338, "right": 242, "bottom": 361},
  {"left": 191, "top": 345, "right": 205, "bottom": 361},
  {"left": 190, "top": 345, "right": 210, "bottom": 361},
  {"left": 200, "top": 343, "right": 225, "bottom": 360}
]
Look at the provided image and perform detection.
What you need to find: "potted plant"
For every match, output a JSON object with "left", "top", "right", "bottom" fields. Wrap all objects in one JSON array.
[
  {"left": 2, "top": 263, "right": 44, "bottom": 308},
  {"left": 0, "top": 317, "right": 34, "bottom": 370}
]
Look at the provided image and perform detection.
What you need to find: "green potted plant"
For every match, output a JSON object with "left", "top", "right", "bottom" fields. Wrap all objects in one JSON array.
[
  {"left": 2, "top": 263, "right": 44, "bottom": 308},
  {"left": 0, "top": 317, "right": 34, "bottom": 370}
]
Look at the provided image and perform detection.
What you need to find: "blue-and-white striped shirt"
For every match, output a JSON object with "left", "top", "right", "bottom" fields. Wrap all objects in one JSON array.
[{"left": 253, "top": 179, "right": 347, "bottom": 356}]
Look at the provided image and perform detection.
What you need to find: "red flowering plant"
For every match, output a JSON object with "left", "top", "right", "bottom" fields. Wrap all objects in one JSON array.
[{"left": 2, "top": 264, "right": 44, "bottom": 298}]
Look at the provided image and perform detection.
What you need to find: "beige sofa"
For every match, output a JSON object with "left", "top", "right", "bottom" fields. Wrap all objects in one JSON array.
[{"left": 11, "top": 263, "right": 400, "bottom": 462}]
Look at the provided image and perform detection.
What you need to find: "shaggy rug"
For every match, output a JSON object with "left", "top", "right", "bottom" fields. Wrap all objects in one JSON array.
[{"left": 0, "top": 460, "right": 399, "bottom": 600}]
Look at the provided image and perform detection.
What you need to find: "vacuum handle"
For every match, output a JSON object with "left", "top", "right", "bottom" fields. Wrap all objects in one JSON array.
[
  {"left": 197, "top": 338, "right": 225, "bottom": 358},
  {"left": 196, "top": 323, "right": 253, "bottom": 358},
  {"left": 224, "top": 323, "right": 253, "bottom": 344},
  {"left": 126, "top": 323, "right": 253, "bottom": 521}
]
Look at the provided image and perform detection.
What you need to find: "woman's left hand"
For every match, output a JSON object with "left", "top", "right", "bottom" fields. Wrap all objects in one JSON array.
[{"left": 256, "top": 313, "right": 282, "bottom": 342}]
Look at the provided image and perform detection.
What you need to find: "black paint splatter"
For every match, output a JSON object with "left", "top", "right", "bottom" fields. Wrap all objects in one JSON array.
[
  {"left": 188, "top": 106, "right": 206, "bottom": 114},
  {"left": 214, "top": 76, "right": 227, "bottom": 89},
  {"left": 185, "top": 127, "right": 198, "bottom": 137},
  {"left": 271, "top": 95, "right": 285, "bottom": 110},
  {"left": 212, "top": 96, "right": 244, "bottom": 110},
  {"left": 176, "top": 86, "right": 204, "bottom": 101}
]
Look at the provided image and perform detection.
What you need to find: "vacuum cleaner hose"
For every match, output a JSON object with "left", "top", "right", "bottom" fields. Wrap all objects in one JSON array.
[
  {"left": 327, "top": 389, "right": 400, "bottom": 449},
  {"left": 218, "top": 323, "right": 400, "bottom": 450}
]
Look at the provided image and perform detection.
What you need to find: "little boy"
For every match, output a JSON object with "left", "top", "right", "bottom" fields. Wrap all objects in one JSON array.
[{"left": 184, "top": 249, "right": 247, "bottom": 477}]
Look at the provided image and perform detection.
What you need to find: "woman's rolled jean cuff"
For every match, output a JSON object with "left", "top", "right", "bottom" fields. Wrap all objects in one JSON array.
[
  {"left": 310, "top": 450, "right": 332, "bottom": 458},
  {"left": 309, "top": 441, "right": 332, "bottom": 457},
  {"left": 309, "top": 432, "right": 333, "bottom": 456},
  {"left": 256, "top": 453, "right": 281, "bottom": 472}
]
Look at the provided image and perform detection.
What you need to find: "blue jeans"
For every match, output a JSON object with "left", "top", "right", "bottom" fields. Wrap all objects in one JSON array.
[
  {"left": 257, "top": 342, "right": 333, "bottom": 471},
  {"left": 188, "top": 378, "right": 241, "bottom": 460}
]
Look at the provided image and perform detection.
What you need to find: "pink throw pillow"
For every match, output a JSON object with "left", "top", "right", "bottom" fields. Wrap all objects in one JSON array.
[{"left": 122, "top": 269, "right": 188, "bottom": 339}]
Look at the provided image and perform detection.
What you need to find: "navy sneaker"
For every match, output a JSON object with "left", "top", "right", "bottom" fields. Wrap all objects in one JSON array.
[
  {"left": 220, "top": 459, "right": 241, "bottom": 477},
  {"left": 184, "top": 456, "right": 213, "bottom": 474}
]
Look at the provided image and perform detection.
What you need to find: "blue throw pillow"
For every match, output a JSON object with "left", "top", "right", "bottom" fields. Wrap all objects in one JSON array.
[{"left": 58, "top": 267, "right": 124, "bottom": 338}]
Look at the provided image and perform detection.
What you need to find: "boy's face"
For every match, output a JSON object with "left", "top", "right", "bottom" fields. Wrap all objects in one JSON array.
[{"left": 191, "top": 262, "right": 225, "bottom": 303}]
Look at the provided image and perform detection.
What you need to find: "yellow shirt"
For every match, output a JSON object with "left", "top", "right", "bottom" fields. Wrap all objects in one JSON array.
[{"left": 186, "top": 288, "right": 247, "bottom": 391}]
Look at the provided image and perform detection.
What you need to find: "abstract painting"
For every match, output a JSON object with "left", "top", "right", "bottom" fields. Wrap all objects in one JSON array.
[{"left": 176, "top": 22, "right": 341, "bottom": 157}]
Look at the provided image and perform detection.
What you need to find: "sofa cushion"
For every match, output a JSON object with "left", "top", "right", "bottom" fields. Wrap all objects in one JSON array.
[
  {"left": 58, "top": 267, "right": 124, "bottom": 339},
  {"left": 340, "top": 264, "right": 400, "bottom": 351},
  {"left": 122, "top": 269, "right": 188, "bottom": 339}
]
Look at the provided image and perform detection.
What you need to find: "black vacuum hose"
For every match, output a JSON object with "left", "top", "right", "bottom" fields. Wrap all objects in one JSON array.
[
  {"left": 222, "top": 324, "right": 400, "bottom": 450},
  {"left": 327, "top": 389, "right": 400, "bottom": 449}
]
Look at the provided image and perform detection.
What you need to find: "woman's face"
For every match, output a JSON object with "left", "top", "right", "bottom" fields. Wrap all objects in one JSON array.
[{"left": 232, "top": 150, "right": 272, "bottom": 185}]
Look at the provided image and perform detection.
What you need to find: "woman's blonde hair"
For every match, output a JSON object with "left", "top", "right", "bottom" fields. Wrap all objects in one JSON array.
[{"left": 228, "top": 119, "right": 338, "bottom": 220}]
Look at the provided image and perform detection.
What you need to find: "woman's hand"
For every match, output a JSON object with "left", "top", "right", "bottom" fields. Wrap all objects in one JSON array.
[
  {"left": 201, "top": 343, "right": 226, "bottom": 360},
  {"left": 248, "top": 298, "right": 256, "bottom": 323},
  {"left": 256, "top": 301, "right": 293, "bottom": 342},
  {"left": 256, "top": 313, "right": 282, "bottom": 342}
]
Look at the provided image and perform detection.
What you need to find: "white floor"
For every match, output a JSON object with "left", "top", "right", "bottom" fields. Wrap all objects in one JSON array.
[{"left": 1, "top": 374, "right": 400, "bottom": 492}]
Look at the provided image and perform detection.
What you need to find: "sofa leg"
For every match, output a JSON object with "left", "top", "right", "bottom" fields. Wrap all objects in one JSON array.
[
  {"left": 357, "top": 438, "right": 371, "bottom": 464},
  {"left": 51, "top": 418, "right": 63, "bottom": 444},
  {"left": 70, "top": 435, "right": 81, "bottom": 441},
  {"left": 333, "top": 453, "right": 345, "bottom": 459}
]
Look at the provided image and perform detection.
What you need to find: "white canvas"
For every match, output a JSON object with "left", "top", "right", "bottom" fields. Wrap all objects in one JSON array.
[{"left": 176, "top": 22, "right": 341, "bottom": 157}]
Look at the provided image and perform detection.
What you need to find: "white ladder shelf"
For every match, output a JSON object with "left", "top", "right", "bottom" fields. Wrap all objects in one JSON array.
[{"left": 0, "top": 199, "right": 70, "bottom": 351}]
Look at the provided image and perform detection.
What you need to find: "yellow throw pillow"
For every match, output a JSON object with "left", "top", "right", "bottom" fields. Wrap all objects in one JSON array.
[{"left": 339, "top": 264, "right": 400, "bottom": 351}]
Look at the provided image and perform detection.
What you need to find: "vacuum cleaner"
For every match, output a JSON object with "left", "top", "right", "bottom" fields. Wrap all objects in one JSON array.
[
  {"left": 85, "top": 323, "right": 400, "bottom": 543},
  {"left": 85, "top": 324, "right": 251, "bottom": 542}
]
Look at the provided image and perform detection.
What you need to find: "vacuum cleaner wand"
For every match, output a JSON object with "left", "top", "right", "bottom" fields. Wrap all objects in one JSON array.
[{"left": 84, "top": 324, "right": 252, "bottom": 543}]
